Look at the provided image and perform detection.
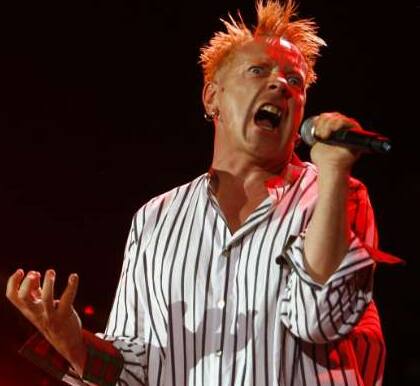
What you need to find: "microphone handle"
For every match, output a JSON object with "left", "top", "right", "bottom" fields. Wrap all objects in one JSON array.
[
  {"left": 320, "top": 130, "right": 392, "bottom": 154},
  {"left": 300, "top": 117, "right": 392, "bottom": 154}
]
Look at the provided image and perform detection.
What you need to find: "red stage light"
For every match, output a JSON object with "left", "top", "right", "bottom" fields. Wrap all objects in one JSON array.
[{"left": 83, "top": 305, "right": 95, "bottom": 316}]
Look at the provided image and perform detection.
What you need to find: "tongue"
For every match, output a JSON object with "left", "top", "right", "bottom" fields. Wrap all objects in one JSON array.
[
  {"left": 255, "top": 118, "right": 274, "bottom": 130},
  {"left": 254, "top": 108, "right": 279, "bottom": 131}
]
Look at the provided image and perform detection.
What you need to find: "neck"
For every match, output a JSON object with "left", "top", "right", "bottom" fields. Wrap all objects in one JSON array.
[
  {"left": 209, "top": 154, "right": 293, "bottom": 234},
  {"left": 210, "top": 156, "right": 293, "bottom": 204},
  {"left": 209, "top": 147, "right": 300, "bottom": 234},
  {"left": 212, "top": 147, "right": 291, "bottom": 187}
]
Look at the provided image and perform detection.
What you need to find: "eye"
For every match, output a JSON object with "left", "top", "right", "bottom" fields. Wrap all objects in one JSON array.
[
  {"left": 248, "top": 65, "right": 266, "bottom": 76},
  {"left": 287, "top": 74, "right": 304, "bottom": 87}
]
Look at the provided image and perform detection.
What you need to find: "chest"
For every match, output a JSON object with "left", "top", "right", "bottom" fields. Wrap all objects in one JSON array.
[{"left": 137, "top": 197, "right": 303, "bottom": 335}]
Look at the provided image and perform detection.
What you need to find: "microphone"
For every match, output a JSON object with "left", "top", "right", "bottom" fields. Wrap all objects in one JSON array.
[{"left": 300, "top": 116, "right": 392, "bottom": 154}]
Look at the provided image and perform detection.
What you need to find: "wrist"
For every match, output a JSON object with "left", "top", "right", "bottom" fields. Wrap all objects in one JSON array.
[
  {"left": 56, "top": 335, "right": 87, "bottom": 377},
  {"left": 318, "top": 166, "right": 350, "bottom": 190}
]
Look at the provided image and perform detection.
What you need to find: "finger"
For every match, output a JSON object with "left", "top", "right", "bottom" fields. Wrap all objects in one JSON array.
[
  {"left": 6, "top": 269, "right": 25, "bottom": 305},
  {"left": 316, "top": 113, "right": 359, "bottom": 138},
  {"left": 58, "top": 273, "right": 79, "bottom": 314},
  {"left": 41, "top": 269, "right": 56, "bottom": 315},
  {"left": 313, "top": 113, "right": 331, "bottom": 139},
  {"left": 328, "top": 117, "right": 358, "bottom": 132},
  {"left": 18, "top": 271, "right": 42, "bottom": 305},
  {"left": 315, "top": 113, "right": 342, "bottom": 138}
]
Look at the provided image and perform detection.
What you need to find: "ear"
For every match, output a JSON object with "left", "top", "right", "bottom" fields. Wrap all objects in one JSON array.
[{"left": 202, "top": 81, "right": 218, "bottom": 115}]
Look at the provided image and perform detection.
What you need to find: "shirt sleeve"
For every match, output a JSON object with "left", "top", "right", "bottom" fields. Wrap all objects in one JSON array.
[
  {"left": 279, "top": 180, "right": 384, "bottom": 343},
  {"left": 95, "top": 208, "right": 149, "bottom": 386}
]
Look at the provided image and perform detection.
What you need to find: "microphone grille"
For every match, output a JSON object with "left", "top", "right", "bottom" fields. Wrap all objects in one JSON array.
[{"left": 300, "top": 116, "right": 316, "bottom": 146}]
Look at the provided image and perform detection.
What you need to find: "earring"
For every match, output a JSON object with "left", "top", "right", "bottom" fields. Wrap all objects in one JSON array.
[{"left": 204, "top": 111, "right": 216, "bottom": 122}]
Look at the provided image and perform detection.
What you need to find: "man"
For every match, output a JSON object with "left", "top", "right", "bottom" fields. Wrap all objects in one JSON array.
[{"left": 6, "top": 1, "right": 388, "bottom": 385}]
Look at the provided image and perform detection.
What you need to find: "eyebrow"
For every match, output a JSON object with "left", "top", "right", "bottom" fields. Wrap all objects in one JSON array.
[{"left": 243, "top": 60, "right": 305, "bottom": 75}]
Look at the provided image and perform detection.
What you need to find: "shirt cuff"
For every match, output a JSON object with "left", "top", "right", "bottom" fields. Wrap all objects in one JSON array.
[
  {"left": 19, "top": 330, "right": 124, "bottom": 386},
  {"left": 82, "top": 330, "right": 124, "bottom": 385},
  {"left": 19, "top": 332, "right": 69, "bottom": 380}
]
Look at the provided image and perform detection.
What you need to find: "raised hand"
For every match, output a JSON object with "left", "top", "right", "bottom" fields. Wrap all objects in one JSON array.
[
  {"left": 309, "top": 112, "right": 362, "bottom": 173},
  {"left": 303, "top": 112, "right": 364, "bottom": 283},
  {"left": 6, "top": 269, "right": 87, "bottom": 375}
]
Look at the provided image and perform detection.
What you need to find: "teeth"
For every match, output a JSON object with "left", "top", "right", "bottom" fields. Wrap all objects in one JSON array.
[{"left": 260, "top": 104, "right": 281, "bottom": 116}]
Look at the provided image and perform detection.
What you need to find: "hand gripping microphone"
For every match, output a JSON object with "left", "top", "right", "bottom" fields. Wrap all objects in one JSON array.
[{"left": 300, "top": 116, "right": 392, "bottom": 154}]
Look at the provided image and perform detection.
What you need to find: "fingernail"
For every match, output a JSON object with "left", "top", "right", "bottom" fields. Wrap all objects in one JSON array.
[
  {"left": 16, "top": 269, "right": 24, "bottom": 276},
  {"left": 70, "top": 273, "right": 78, "bottom": 283}
]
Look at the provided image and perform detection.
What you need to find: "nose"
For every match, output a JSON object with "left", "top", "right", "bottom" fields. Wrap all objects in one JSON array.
[{"left": 268, "top": 76, "right": 290, "bottom": 96}]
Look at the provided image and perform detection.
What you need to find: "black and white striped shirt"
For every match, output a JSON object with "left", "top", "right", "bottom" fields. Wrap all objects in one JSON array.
[{"left": 94, "top": 162, "right": 384, "bottom": 386}]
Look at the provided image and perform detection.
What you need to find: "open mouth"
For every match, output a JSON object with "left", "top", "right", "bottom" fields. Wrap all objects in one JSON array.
[{"left": 254, "top": 103, "right": 282, "bottom": 132}]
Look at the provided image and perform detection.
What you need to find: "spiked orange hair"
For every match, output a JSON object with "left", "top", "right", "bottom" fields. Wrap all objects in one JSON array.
[{"left": 199, "top": 0, "right": 326, "bottom": 86}]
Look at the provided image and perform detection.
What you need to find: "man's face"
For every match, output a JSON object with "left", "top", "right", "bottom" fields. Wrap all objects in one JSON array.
[{"left": 207, "top": 37, "right": 308, "bottom": 168}]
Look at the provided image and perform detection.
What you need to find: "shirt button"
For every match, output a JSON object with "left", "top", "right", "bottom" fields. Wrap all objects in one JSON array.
[
  {"left": 217, "top": 299, "right": 225, "bottom": 309},
  {"left": 215, "top": 350, "right": 223, "bottom": 357}
]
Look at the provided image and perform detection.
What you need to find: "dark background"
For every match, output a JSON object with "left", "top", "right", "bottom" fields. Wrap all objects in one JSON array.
[{"left": 0, "top": 0, "right": 418, "bottom": 385}]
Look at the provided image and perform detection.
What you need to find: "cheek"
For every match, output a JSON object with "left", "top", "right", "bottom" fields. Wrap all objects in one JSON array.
[
  {"left": 290, "top": 92, "right": 305, "bottom": 117},
  {"left": 220, "top": 89, "right": 250, "bottom": 122},
  {"left": 286, "top": 95, "right": 305, "bottom": 136}
]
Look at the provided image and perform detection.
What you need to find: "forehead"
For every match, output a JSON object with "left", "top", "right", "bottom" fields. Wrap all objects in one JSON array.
[{"left": 229, "top": 38, "right": 307, "bottom": 74}]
